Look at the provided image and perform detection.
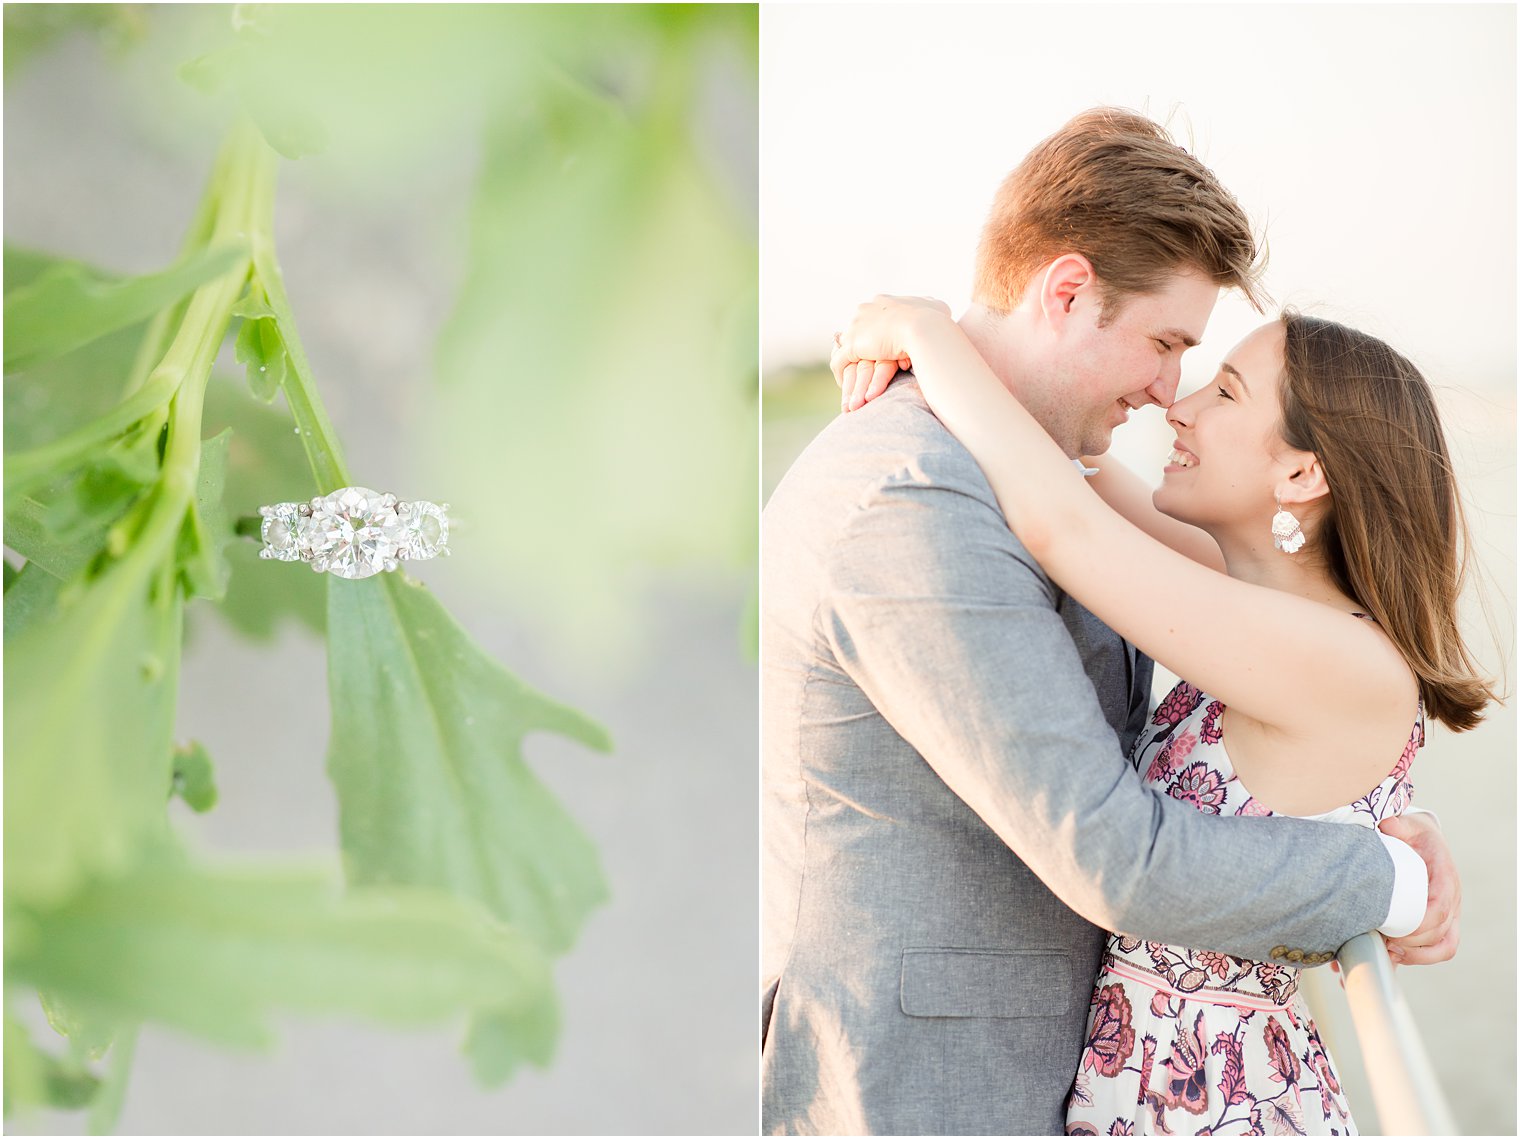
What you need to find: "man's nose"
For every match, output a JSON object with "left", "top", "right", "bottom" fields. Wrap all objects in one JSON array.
[{"left": 1144, "top": 360, "right": 1183, "bottom": 408}]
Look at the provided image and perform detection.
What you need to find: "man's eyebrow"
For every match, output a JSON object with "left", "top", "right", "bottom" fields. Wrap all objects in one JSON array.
[
  {"left": 1220, "top": 362, "right": 1249, "bottom": 393},
  {"left": 1159, "top": 327, "right": 1200, "bottom": 348}
]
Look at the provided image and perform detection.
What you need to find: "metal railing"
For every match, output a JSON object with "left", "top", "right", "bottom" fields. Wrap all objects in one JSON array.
[{"left": 1303, "top": 931, "right": 1458, "bottom": 1135}]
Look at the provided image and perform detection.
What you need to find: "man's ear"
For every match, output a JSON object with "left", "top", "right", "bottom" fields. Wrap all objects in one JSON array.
[
  {"left": 1276, "top": 453, "right": 1331, "bottom": 508},
  {"left": 1038, "top": 254, "right": 1096, "bottom": 332}
]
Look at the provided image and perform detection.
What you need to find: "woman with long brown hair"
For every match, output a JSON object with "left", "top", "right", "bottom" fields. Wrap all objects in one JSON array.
[{"left": 830, "top": 296, "right": 1495, "bottom": 1134}]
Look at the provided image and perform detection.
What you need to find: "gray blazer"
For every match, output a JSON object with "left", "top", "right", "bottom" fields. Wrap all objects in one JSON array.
[{"left": 760, "top": 380, "right": 1396, "bottom": 1136}]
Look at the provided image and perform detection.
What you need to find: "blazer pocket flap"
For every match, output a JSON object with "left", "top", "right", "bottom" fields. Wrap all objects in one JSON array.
[{"left": 899, "top": 948, "right": 1071, "bottom": 1018}]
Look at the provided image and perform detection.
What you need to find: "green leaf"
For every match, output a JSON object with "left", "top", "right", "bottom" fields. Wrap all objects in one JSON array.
[
  {"left": 175, "top": 428, "right": 234, "bottom": 601},
  {"left": 228, "top": 292, "right": 277, "bottom": 322},
  {"left": 4, "top": 1014, "right": 49, "bottom": 1114},
  {"left": 465, "top": 1000, "right": 558, "bottom": 1087},
  {"left": 427, "top": 70, "right": 758, "bottom": 649},
  {"left": 6, "top": 989, "right": 128, "bottom": 1124},
  {"left": 0, "top": 1011, "right": 101, "bottom": 1115},
  {"left": 2, "top": 561, "right": 69, "bottom": 643},
  {"left": 41, "top": 1062, "right": 99, "bottom": 1111},
  {"left": 170, "top": 741, "right": 218, "bottom": 814},
  {"left": 197, "top": 372, "right": 325, "bottom": 640},
  {"left": 234, "top": 318, "right": 288, "bottom": 402},
  {"left": 231, "top": 288, "right": 290, "bottom": 402},
  {"left": 6, "top": 859, "right": 557, "bottom": 1050},
  {"left": 177, "top": 43, "right": 240, "bottom": 97},
  {"left": 4, "top": 250, "right": 160, "bottom": 455},
  {"left": 4, "top": 374, "right": 181, "bottom": 513},
  {"left": 40, "top": 990, "right": 117, "bottom": 1063},
  {"left": 2, "top": 319, "right": 152, "bottom": 495},
  {"left": 3, "top": 554, "right": 183, "bottom": 909},
  {"left": 32, "top": 989, "right": 127, "bottom": 1122},
  {"left": 3, "top": 495, "right": 112, "bottom": 583},
  {"left": 206, "top": 542, "right": 327, "bottom": 643},
  {"left": 326, "top": 573, "right": 611, "bottom": 958},
  {"left": 3, "top": 246, "right": 243, "bottom": 373},
  {"left": 2, "top": 5, "right": 145, "bottom": 88},
  {"left": 179, "top": 35, "right": 329, "bottom": 160},
  {"left": 5, "top": 244, "right": 75, "bottom": 293},
  {"left": 36, "top": 418, "right": 163, "bottom": 543},
  {"left": 244, "top": 84, "right": 330, "bottom": 161}
]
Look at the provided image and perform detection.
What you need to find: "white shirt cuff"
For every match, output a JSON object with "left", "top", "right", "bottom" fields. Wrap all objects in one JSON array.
[
  {"left": 1403, "top": 803, "right": 1442, "bottom": 830},
  {"left": 1377, "top": 832, "right": 1428, "bottom": 939}
]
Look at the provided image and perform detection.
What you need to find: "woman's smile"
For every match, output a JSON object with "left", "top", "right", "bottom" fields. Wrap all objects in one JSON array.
[{"left": 1164, "top": 441, "right": 1198, "bottom": 472}]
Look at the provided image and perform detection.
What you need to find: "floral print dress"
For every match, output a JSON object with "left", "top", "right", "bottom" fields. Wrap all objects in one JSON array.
[{"left": 1065, "top": 671, "right": 1422, "bottom": 1137}]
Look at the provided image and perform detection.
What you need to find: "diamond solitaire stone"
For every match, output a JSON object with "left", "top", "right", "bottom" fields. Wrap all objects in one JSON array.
[
  {"left": 298, "top": 486, "right": 406, "bottom": 579},
  {"left": 258, "top": 502, "right": 304, "bottom": 561},
  {"left": 396, "top": 500, "right": 450, "bottom": 561}
]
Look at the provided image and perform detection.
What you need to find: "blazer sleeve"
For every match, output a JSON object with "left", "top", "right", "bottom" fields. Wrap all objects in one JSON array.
[{"left": 819, "top": 465, "right": 1396, "bottom": 963}]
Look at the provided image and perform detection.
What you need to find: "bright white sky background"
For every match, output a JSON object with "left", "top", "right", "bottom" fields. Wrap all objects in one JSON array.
[{"left": 762, "top": 3, "right": 1516, "bottom": 446}]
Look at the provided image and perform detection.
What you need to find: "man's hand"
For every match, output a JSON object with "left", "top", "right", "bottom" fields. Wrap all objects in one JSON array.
[{"left": 1379, "top": 812, "right": 1460, "bottom": 965}]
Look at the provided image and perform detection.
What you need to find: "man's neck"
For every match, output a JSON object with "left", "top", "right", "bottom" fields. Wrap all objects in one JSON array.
[
  {"left": 957, "top": 304, "right": 1032, "bottom": 400},
  {"left": 957, "top": 303, "right": 1073, "bottom": 453}
]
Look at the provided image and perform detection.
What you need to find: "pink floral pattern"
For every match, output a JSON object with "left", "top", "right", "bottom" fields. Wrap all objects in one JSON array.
[
  {"left": 1084, "top": 984, "right": 1138, "bottom": 1077},
  {"left": 1198, "top": 701, "right": 1225, "bottom": 746},
  {"left": 1152, "top": 682, "right": 1206, "bottom": 727},
  {"left": 1168, "top": 763, "right": 1228, "bottom": 814},
  {"left": 1263, "top": 1019, "right": 1301, "bottom": 1087},
  {"left": 1146, "top": 729, "right": 1196, "bottom": 784},
  {"left": 1212, "top": 1028, "right": 1250, "bottom": 1107},
  {"left": 1236, "top": 795, "right": 1272, "bottom": 818},
  {"left": 1065, "top": 677, "right": 1423, "bottom": 1136},
  {"left": 1159, "top": 1011, "right": 1211, "bottom": 1115}
]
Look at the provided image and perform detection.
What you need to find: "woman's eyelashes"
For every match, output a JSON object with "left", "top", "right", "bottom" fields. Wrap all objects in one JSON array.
[{"left": 1216, "top": 384, "right": 1234, "bottom": 401}]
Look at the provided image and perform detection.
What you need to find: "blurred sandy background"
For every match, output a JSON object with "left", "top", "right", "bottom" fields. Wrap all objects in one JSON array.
[
  {"left": 762, "top": 4, "right": 1515, "bottom": 1134},
  {"left": 5, "top": 5, "right": 756, "bottom": 1134}
]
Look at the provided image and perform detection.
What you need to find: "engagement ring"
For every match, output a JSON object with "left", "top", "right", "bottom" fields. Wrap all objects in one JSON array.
[{"left": 253, "top": 486, "right": 451, "bottom": 579}]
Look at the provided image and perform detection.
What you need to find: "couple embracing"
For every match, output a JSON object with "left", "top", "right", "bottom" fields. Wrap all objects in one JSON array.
[{"left": 761, "top": 108, "right": 1492, "bottom": 1136}]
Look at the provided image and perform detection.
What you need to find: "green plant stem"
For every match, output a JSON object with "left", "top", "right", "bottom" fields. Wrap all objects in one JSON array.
[
  {"left": 85, "top": 1025, "right": 137, "bottom": 1136},
  {"left": 15, "top": 126, "right": 266, "bottom": 749},
  {"left": 122, "top": 144, "right": 230, "bottom": 400},
  {"left": 128, "top": 123, "right": 265, "bottom": 569},
  {"left": 246, "top": 196, "right": 354, "bottom": 492}
]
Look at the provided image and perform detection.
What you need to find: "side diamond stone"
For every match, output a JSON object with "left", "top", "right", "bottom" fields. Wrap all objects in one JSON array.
[
  {"left": 259, "top": 502, "right": 304, "bottom": 561},
  {"left": 397, "top": 500, "right": 449, "bottom": 561}
]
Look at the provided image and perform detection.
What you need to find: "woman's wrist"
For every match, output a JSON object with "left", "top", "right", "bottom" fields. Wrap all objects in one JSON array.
[{"left": 898, "top": 305, "right": 950, "bottom": 362}]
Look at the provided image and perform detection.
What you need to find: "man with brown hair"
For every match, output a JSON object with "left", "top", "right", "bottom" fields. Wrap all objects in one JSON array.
[{"left": 760, "top": 108, "right": 1455, "bottom": 1135}]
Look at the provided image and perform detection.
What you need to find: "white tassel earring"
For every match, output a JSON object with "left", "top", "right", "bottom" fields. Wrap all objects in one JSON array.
[{"left": 1271, "top": 494, "right": 1306, "bottom": 555}]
